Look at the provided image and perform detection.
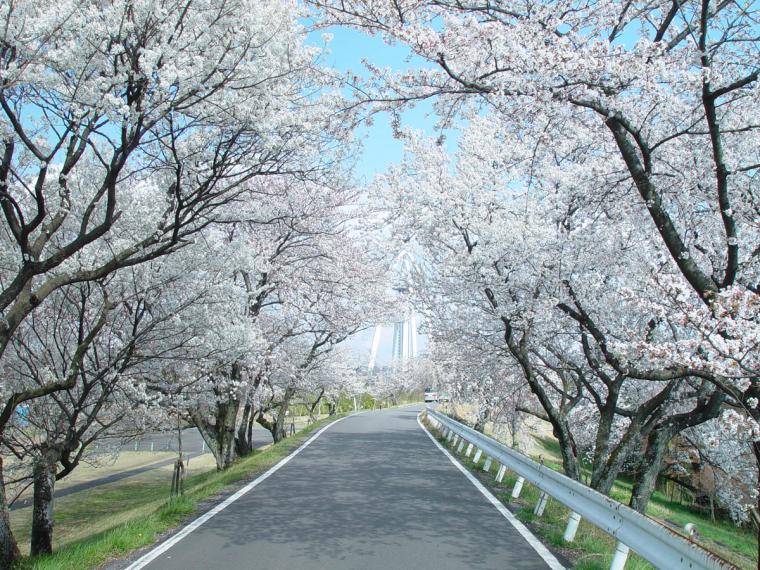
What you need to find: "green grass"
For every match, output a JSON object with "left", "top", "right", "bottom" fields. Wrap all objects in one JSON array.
[
  {"left": 15, "top": 414, "right": 347, "bottom": 570},
  {"left": 429, "top": 417, "right": 757, "bottom": 569}
]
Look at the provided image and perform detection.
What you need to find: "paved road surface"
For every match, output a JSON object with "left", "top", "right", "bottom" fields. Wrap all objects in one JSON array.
[
  {"left": 129, "top": 406, "right": 555, "bottom": 570},
  {"left": 122, "top": 426, "right": 273, "bottom": 454}
]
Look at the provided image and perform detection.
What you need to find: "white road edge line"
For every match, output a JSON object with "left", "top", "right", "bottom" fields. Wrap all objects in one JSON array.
[
  {"left": 125, "top": 414, "right": 355, "bottom": 570},
  {"left": 417, "top": 413, "right": 565, "bottom": 570}
]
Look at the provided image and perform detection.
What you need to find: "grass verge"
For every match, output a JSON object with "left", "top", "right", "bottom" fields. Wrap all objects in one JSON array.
[
  {"left": 15, "top": 413, "right": 348, "bottom": 570},
  {"left": 425, "top": 416, "right": 756, "bottom": 570}
]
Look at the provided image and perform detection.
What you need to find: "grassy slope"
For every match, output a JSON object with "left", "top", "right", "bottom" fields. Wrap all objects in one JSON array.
[{"left": 15, "top": 414, "right": 347, "bottom": 570}]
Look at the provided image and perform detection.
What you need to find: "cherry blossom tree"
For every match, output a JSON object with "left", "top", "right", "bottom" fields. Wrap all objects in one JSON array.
[
  {"left": 2, "top": 264, "right": 209, "bottom": 554},
  {"left": 372, "top": 120, "right": 730, "bottom": 510},
  {"left": 0, "top": 0, "right": 353, "bottom": 563},
  {"left": 168, "top": 174, "right": 386, "bottom": 468},
  {"left": 312, "top": 0, "right": 759, "bottom": 520}
]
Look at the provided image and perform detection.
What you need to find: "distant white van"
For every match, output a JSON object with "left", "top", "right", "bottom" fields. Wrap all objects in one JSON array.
[{"left": 423, "top": 388, "right": 439, "bottom": 402}]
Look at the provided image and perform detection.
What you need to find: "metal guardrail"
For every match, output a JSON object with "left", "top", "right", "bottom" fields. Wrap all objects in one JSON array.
[{"left": 424, "top": 408, "right": 738, "bottom": 570}]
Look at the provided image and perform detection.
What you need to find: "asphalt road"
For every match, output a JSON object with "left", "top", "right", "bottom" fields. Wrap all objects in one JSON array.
[
  {"left": 123, "top": 426, "right": 273, "bottom": 454},
  {"left": 129, "top": 406, "right": 556, "bottom": 570},
  {"left": 11, "top": 427, "right": 274, "bottom": 511}
]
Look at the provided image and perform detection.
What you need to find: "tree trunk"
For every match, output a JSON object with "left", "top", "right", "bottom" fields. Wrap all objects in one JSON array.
[
  {"left": 509, "top": 412, "right": 520, "bottom": 450},
  {"left": 272, "top": 395, "right": 292, "bottom": 442},
  {"left": 0, "top": 456, "right": 20, "bottom": 569},
  {"left": 272, "top": 413, "right": 287, "bottom": 442},
  {"left": 591, "top": 418, "right": 644, "bottom": 495},
  {"left": 31, "top": 450, "right": 58, "bottom": 556},
  {"left": 629, "top": 389, "right": 725, "bottom": 513},
  {"left": 257, "top": 413, "right": 288, "bottom": 443},
  {"left": 191, "top": 395, "right": 240, "bottom": 471},
  {"left": 629, "top": 427, "right": 674, "bottom": 512},
  {"left": 258, "top": 388, "right": 295, "bottom": 443},
  {"left": 308, "top": 389, "right": 324, "bottom": 423},
  {"left": 589, "top": 387, "right": 622, "bottom": 492},
  {"left": 216, "top": 399, "right": 239, "bottom": 470},
  {"left": 474, "top": 408, "right": 490, "bottom": 433},
  {"left": 235, "top": 403, "right": 254, "bottom": 456},
  {"left": 503, "top": 321, "right": 582, "bottom": 482}
]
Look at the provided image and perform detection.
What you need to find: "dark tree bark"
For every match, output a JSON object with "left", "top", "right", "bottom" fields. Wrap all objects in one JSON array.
[
  {"left": 0, "top": 457, "right": 20, "bottom": 569},
  {"left": 629, "top": 389, "right": 725, "bottom": 512},
  {"left": 307, "top": 389, "right": 325, "bottom": 423},
  {"left": 235, "top": 403, "right": 258, "bottom": 456},
  {"left": 192, "top": 393, "right": 241, "bottom": 471},
  {"left": 30, "top": 448, "right": 58, "bottom": 556},
  {"left": 257, "top": 387, "right": 296, "bottom": 443}
]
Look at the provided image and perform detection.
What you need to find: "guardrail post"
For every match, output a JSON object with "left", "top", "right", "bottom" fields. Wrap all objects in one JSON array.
[
  {"left": 511, "top": 476, "right": 525, "bottom": 499},
  {"left": 609, "top": 542, "right": 630, "bottom": 570},
  {"left": 563, "top": 512, "right": 582, "bottom": 542},
  {"left": 472, "top": 449, "right": 482, "bottom": 463},
  {"left": 457, "top": 439, "right": 465, "bottom": 453},
  {"left": 483, "top": 456, "right": 492, "bottom": 472},
  {"left": 465, "top": 443, "right": 474, "bottom": 457},
  {"left": 533, "top": 492, "right": 549, "bottom": 517},
  {"left": 446, "top": 430, "right": 453, "bottom": 442},
  {"left": 495, "top": 464, "right": 506, "bottom": 483}
]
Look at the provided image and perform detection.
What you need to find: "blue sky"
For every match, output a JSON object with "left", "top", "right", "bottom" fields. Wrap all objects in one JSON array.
[{"left": 308, "top": 27, "right": 445, "bottom": 184}]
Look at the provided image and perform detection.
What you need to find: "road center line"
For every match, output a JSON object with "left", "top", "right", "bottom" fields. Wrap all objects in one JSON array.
[{"left": 417, "top": 413, "right": 565, "bottom": 570}]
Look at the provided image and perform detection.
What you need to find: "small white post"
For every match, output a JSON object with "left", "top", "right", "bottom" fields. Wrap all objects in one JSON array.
[
  {"left": 446, "top": 430, "right": 453, "bottom": 442},
  {"left": 609, "top": 542, "right": 630, "bottom": 570},
  {"left": 563, "top": 512, "right": 582, "bottom": 542},
  {"left": 353, "top": 396, "right": 358, "bottom": 411},
  {"left": 150, "top": 442, "right": 154, "bottom": 452},
  {"left": 473, "top": 449, "right": 482, "bottom": 463},
  {"left": 496, "top": 465, "right": 506, "bottom": 483},
  {"left": 457, "top": 439, "right": 465, "bottom": 453},
  {"left": 465, "top": 443, "right": 474, "bottom": 457},
  {"left": 483, "top": 456, "right": 492, "bottom": 472},
  {"left": 201, "top": 441, "right": 206, "bottom": 453},
  {"left": 533, "top": 492, "right": 549, "bottom": 517},
  {"left": 511, "top": 476, "right": 525, "bottom": 499},
  {"left": 134, "top": 441, "right": 139, "bottom": 451}
]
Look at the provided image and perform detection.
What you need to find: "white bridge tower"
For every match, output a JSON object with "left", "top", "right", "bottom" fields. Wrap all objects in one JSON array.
[{"left": 367, "top": 251, "right": 418, "bottom": 371}]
